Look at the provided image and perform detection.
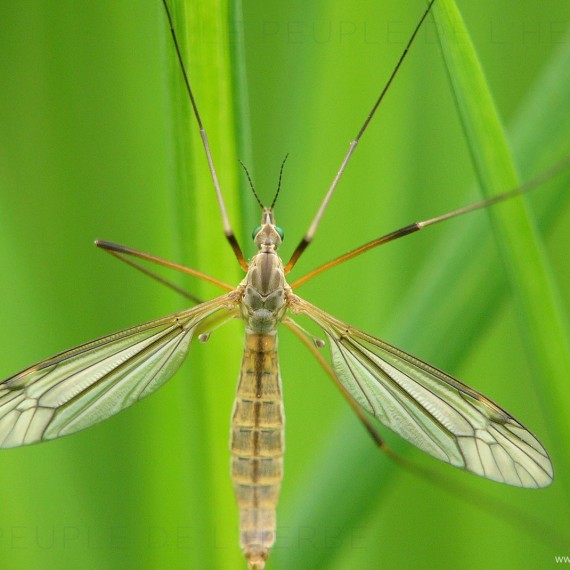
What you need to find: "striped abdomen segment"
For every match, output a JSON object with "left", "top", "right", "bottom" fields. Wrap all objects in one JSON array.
[{"left": 231, "top": 332, "right": 284, "bottom": 570}]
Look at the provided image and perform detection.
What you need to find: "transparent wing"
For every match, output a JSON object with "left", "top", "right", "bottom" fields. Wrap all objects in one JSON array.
[
  {"left": 293, "top": 297, "right": 553, "bottom": 488},
  {"left": 0, "top": 293, "right": 236, "bottom": 448}
]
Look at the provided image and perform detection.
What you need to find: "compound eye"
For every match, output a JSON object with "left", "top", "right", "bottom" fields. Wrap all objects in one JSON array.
[
  {"left": 275, "top": 226, "right": 285, "bottom": 240},
  {"left": 251, "top": 225, "right": 262, "bottom": 240}
]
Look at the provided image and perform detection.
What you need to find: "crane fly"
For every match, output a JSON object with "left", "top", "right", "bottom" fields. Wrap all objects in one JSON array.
[{"left": 0, "top": 1, "right": 559, "bottom": 568}]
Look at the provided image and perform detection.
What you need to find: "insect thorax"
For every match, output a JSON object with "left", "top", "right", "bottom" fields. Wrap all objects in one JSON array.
[{"left": 240, "top": 248, "right": 289, "bottom": 334}]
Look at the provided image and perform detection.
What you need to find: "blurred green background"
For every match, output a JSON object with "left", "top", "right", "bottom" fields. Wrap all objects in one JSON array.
[{"left": 0, "top": 1, "right": 569, "bottom": 569}]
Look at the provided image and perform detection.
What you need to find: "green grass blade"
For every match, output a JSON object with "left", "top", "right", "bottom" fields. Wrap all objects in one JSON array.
[{"left": 163, "top": 1, "right": 245, "bottom": 568}]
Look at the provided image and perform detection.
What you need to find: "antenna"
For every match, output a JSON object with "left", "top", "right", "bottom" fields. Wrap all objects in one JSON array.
[
  {"left": 238, "top": 159, "right": 264, "bottom": 210},
  {"left": 271, "top": 154, "right": 289, "bottom": 210}
]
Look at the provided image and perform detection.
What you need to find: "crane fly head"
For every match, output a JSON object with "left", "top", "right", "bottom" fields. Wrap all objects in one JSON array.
[{"left": 252, "top": 207, "right": 284, "bottom": 250}]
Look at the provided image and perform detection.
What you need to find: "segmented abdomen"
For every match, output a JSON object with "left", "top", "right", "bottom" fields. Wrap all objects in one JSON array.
[{"left": 231, "top": 332, "right": 284, "bottom": 570}]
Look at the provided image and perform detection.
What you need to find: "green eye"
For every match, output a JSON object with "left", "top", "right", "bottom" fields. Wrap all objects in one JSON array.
[
  {"left": 251, "top": 225, "right": 262, "bottom": 239},
  {"left": 275, "top": 226, "right": 284, "bottom": 240}
]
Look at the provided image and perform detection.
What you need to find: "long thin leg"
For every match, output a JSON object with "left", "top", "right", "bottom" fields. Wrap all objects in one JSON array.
[
  {"left": 161, "top": 0, "right": 248, "bottom": 271},
  {"left": 284, "top": 319, "right": 568, "bottom": 551},
  {"left": 285, "top": 0, "right": 436, "bottom": 273},
  {"left": 284, "top": 318, "right": 387, "bottom": 449},
  {"left": 95, "top": 240, "right": 234, "bottom": 291},
  {"left": 290, "top": 156, "right": 570, "bottom": 288},
  {"left": 97, "top": 244, "right": 204, "bottom": 304}
]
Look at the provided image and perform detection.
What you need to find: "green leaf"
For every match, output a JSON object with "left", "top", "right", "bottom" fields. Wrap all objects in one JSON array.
[{"left": 164, "top": 1, "right": 245, "bottom": 568}]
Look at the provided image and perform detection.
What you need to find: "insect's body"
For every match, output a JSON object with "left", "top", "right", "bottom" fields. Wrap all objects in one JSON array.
[
  {"left": 231, "top": 332, "right": 283, "bottom": 568},
  {"left": 232, "top": 209, "right": 289, "bottom": 568}
]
